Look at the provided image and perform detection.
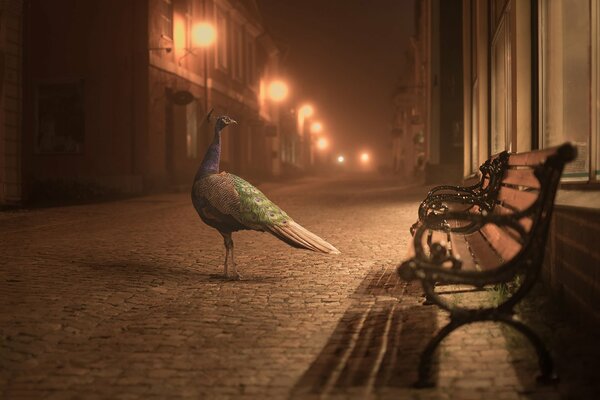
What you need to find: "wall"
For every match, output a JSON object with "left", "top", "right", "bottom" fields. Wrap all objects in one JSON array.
[
  {"left": 22, "top": 0, "right": 147, "bottom": 198},
  {"left": 0, "top": 0, "right": 23, "bottom": 205},
  {"left": 544, "top": 206, "right": 600, "bottom": 325}
]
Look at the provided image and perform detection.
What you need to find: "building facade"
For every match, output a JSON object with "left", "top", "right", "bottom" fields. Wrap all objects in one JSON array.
[
  {"left": 391, "top": 0, "right": 463, "bottom": 183},
  {"left": 411, "top": 0, "right": 600, "bottom": 324},
  {"left": 0, "top": 0, "right": 23, "bottom": 206},
  {"left": 1, "top": 0, "right": 287, "bottom": 205}
]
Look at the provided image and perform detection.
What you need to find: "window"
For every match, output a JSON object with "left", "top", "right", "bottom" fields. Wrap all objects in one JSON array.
[
  {"left": 186, "top": 101, "right": 198, "bottom": 158},
  {"left": 595, "top": 1, "right": 600, "bottom": 180},
  {"left": 35, "top": 82, "right": 84, "bottom": 154},
  {"left": 491, "top": 14, "right": 511, "bottom": 154},
  {"left": 246, "top": 38, "right": 255, "bottom": 84},
  {"left": 216, "top": 8, "right": 228, "bottom": 69},
  {"left": 233, "top": 24, "right": 244, "bottom": 81},
  {"left": 540, "top": 0, "right": 591, "bottom": 181},
  {"left": 159, "top": 0, "right": 174, "bottom": 40},
  {"left": 470, "top": 1, "right": 480, "bottom": 172}
]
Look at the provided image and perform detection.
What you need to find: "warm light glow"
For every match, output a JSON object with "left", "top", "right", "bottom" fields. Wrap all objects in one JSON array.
[
  {"left": 192, "top": 22, "right": 216, "bottom": 47},
  {"left": 299, "top": 104, "right": 314, "bottom": 118},
  {"left": 174, "top": 17, "right": 186, "bottom": 52},
  {"left": 297, "top": 104, "right": 314, "bottom": 135},
  {"left": 360, "top": 152, "right": 370, "bottom": 163},
  {"left": 310, "top": 121, "right": 323, "bottom": 134},
  {"left": 268, "top": 81, "right": 289, "bottom": 102},
  {"left": 337, "top": 155, "right": 345, "bottom": 163},
  {"left": 317, "top": 137, "right": 328, "bottom": 150}
]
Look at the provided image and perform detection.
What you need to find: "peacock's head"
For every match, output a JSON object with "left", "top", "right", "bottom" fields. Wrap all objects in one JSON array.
[{"left": 215, "top": 115, "right": 237, "bottom": 132}]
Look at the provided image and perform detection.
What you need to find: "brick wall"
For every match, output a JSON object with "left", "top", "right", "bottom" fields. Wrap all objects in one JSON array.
[
  {"left": 0, "top": 0, "right": 23, "bottom": 205},
  {"left": 543, "top": 206, "right": 600, "bottom": 326}
]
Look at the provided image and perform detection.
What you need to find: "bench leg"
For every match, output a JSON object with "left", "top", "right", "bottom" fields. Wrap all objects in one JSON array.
[
  {"left": 414, "top": 320, "right": 461, "bottom": 388},
  {"left": 498, "top": 315, "right": 558, "bottom": 384}
]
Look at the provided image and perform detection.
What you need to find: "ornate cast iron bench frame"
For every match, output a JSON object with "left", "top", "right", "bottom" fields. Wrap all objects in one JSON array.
[
  {"left": 410, "top": 151, "right": 510, "bottom": 235},
  {"left": 398, "top": 143, "right": 576, "bottom": 388}
]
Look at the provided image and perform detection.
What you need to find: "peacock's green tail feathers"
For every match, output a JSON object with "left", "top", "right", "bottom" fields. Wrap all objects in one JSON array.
[{"left": 231, "top": 174, "right": 291, "bottom": 227}]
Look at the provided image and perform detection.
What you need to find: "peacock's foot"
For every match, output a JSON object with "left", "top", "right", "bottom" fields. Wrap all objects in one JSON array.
[{"left": 225, "top": 271, "right": 243, "bottom": 281}]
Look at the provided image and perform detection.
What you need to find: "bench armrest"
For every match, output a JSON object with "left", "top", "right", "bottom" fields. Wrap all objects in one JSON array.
[{"left": 425, "top": 182, "right": 482, "bottom": 199}]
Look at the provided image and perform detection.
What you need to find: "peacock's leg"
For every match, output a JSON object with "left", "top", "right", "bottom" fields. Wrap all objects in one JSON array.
[
  {"left": 222, "top": 233, "right": 231, "bottom": 277},
  {"left": 222, "top": 233, "right": 240, "bottom": 280},
  {"left": 230, "top": 238, "right": 242, "bottom": 280}
]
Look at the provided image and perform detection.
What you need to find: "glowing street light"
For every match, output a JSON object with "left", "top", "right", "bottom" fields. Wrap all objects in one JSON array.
[
  {"left": 337, "top": 155, "right": 345, "bottom": 163},
  {"left": 310, "top": 121, "right": 323, "bottom": 134},
  {"left": 298, "top": 104, "right": 314, "bottom": 119},
  {"left": 317, "top": 137, "right": 328, "bottom": 150},
  {"left": 360, "top": 152, "right": 370, "bottom": 163},
  {"left": 192, "top": 22, "right": 216, "bottom": 47},
  {"left": 268, "top": 80, "right": 289, "bottom": 102}
]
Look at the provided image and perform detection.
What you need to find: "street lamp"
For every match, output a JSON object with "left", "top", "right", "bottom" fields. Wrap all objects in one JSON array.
[
  {"left": 360, "top": 152, "right": 370, "bottom": 163},
  {"left": 310, "top": 121, "right": 323, "bottom": 134},
  {"left": 192, "top": 22, "right": 216, "bottom": 47},
  {"left": 337, "top": 155, "right": 345, "bottom": 163},
  {"left": 317, "top": 137, "right": 328, "bottom": 150},
  {"left": 268, "top": 80, "right": 289, "bottom": 102}
]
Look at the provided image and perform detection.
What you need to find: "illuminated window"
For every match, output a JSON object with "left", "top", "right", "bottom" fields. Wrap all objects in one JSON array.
[
  {"left": 215, "top": 8, "right": 228, "bottom": 69},
  {"left": 246, "top": 39, "right": 255, "bottom": 84},
  {"left": 491, "top": 9, "right": 511, "bottom": 154},
  {"left": 233, "top": 24, "right": 244, "bottom": 81},
  {"left": 540, "top": 0, "right": 591, "bottom": 181},
  {"left": 159, "top": 0, "right": 173, "bottom": 40}
]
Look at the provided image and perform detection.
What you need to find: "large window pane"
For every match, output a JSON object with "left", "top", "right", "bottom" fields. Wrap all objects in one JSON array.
[
  {"left": 541, "top": 0, "right": 591, "bottom": 181},
  {"left": 491, "top": 17, "right": 510, "bottom": 154}
]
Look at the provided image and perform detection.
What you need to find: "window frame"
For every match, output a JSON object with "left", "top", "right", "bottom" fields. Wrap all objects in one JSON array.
[{"left": 538, "top": 0, "right": 595, "bottom": 183}]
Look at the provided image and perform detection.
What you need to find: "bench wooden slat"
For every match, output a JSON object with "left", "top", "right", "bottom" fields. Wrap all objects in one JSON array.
[
  {"left": 494, "top": 204, "right": 533, "bottom": 231},
  {"left": 497, "top": 186, "right": 538, "bottom": 211},
  {"left": 502, "top": 168, "right": 541, "bottom": 189},
  {"left": 480, "top": 223, "right": 522, "bottom": 262},
  {"left": 449, "top": 232, "right": 477, "bottom": 271},
  {"left": 462, "top": 231, "right": 503, "bottom": 270},
  {"left": 507, "top": 145, "right": 562, "bottom": 166}
]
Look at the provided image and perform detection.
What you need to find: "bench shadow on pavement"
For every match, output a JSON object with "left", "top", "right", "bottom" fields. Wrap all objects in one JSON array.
[{"left": 290, "top": 266, "right": 439, "bottom": 397}]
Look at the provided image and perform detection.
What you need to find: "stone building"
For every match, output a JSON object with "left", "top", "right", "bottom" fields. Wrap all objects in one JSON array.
[{"left": 0, "top": 0, "right": 287, "bottom": 204}]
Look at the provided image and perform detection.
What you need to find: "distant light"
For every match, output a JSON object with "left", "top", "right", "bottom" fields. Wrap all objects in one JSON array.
[
  {"left": 268, "top": 80, "right": 289, "bottom": 102},
  {"left": 298, "top": 104, "right": 314, "bottom": 118},
  {"left": 310, "top": 121, "right": 323, "bottom": 134},
  {"left": 337, "top": 155, "right": 345, "bottom": 163},
  {"left": 360, "top": 152, "right": 370, "bottom": 163},
  {"left": 317, "top": 137, "right": 328, "bottom": 150},
  {"left": 192, "top": 22, "right": 216, "bottom": 47}
]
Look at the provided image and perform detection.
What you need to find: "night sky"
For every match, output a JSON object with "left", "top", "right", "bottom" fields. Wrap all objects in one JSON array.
[{"left": 256, "top": 0, "right": 416, "bottom": 166}]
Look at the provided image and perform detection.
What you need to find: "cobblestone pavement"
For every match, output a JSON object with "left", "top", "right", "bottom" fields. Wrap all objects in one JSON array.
[{"left": 1, "top": 174, "right": 599, "bottom": 399}]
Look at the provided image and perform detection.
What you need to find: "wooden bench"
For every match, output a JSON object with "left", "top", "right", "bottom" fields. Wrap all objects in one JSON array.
[{"left": 397, "top": 143, "right": 576, "bottom": 387}]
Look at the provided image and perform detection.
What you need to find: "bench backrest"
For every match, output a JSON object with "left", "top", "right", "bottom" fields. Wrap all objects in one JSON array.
[{"left": 480, "top": 143, "right": 576, "bottom": 267}]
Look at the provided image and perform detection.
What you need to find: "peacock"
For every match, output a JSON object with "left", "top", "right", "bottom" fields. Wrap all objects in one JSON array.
[{"left": 191, "top": 114, "right": 340, "bottom": 280}]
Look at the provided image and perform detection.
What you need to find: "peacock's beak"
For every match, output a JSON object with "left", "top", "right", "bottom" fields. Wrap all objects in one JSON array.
[{"left": 230, "top": 119, "right": 238, "bottom": 125}]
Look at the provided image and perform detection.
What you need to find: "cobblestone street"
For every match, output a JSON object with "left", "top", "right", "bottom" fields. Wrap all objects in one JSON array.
[{"left": 1, "top": 175, "right": 599, "bottom": 399}]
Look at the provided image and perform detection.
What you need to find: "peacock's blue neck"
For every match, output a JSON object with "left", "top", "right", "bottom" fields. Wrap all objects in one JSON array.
[{"left": 195, "top": 129, "right": 222, "bottom": 180}]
